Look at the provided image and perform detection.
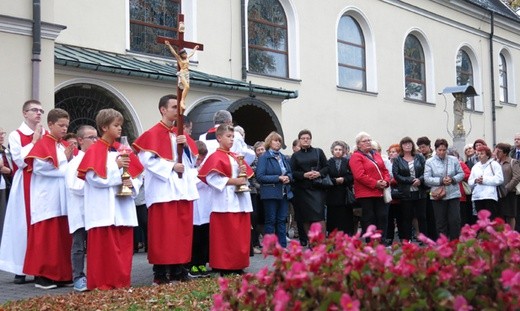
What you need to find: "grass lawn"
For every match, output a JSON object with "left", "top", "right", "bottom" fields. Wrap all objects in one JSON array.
[{"left": 1, "top": 277, "right": 227, "bottom": 310}]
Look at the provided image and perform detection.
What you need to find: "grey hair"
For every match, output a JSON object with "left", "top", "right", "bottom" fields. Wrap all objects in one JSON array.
[
  {"left": 234, "top": 125, "right": 245, "bottom": 137},
  {"left": 77, "top": 125, "right": 97, "bottom": 138},
  {"left": 355, "top": 131, "right": 371, "bottom": 145},
  {"left": 447, "top": 147, "right": 460, "bottom": 159},
  {"left": 213, "top": 110, "right": 232, "bottom": 125}
]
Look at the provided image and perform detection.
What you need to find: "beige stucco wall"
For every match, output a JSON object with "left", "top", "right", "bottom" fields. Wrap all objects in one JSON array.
[
  {"left": 53, "top": 0, "right": 126, "bottom": 53},
  {"left": 0, "top": 11, "right": 60, "bottom": 134}
]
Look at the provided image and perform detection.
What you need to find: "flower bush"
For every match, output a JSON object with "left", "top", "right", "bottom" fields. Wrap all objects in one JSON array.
[{"left": 212, "top": 210, "right": 520, "bottom": 310}]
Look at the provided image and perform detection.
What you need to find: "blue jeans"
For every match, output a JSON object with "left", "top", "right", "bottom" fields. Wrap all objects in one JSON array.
[{"left": 263, "top": 199, "right": 289, "bottom": 247}]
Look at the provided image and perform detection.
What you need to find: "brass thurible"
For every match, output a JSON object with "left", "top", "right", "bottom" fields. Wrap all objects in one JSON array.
[
  {"left": 117, "top": 136, "right": 133, "bottom": 196},
  {"left": 235, "top": 155, "right": 250, "bottom": 193}
]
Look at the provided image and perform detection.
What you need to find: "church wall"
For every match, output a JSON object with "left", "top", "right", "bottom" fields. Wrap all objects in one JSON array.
[
  {"left": 0, "top": 7, "right": 60, "bottom": 135},
  {"left": 53, "top": 0, "right": 127, "bottom": 53}
]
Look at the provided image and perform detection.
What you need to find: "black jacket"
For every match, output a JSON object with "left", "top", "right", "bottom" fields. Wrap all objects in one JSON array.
[
  {"left": 326, "top": 157, "right": 353, "bottom": 206},
  {"left": 392, "top": 154, "right": 427, "bottom": 200}
]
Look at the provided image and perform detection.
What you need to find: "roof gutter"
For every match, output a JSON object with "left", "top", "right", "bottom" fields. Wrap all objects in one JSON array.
[{"left": 489, "top": 11, "right": 496, "bottom": 146}]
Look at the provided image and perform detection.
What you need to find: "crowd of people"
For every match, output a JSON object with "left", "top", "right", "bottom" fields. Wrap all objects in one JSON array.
[{"left": 0, "top": 96, "right": 519, "bottom": 293}]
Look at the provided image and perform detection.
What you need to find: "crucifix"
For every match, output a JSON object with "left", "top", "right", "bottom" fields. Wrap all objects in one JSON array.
[{"left": 157, "top": 13, "right": 204, "bottom": 177}]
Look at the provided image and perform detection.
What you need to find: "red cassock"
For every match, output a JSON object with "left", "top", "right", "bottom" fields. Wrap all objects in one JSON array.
[
  {"left": 13, "top": 129, "right": 34, "bottom": 228},
  {"left": 133, "top": 122, "right": 198, "bottom": 264},
  {"left": 23, "top": 134, "right": 72, "bottom": 281},
  {"left": 77, "top": 138, "right": 144, "bottom": 290},
  {"left": 198, "top": 149, "right": 253, "bottom": 270}
]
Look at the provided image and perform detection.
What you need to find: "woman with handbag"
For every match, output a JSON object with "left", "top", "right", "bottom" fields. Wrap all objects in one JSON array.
[
  {"left": 349, "top": 132, "right": 390, "bottom": 240},
  {"left": 392, "top": 137, "right": 427, "bottom": 242},
  {"left": 290, "top": 129, "right": 328, "bottom": 237},
  {"left": 256, "top": 132, "right": 293, "bottom": 248},
  {"left": 424, "top": 139, "right": 465, "bottom": 240},
  {"left": 468, "top": 145, "right": 504, "bottom": 220},
  {"left": 325, "top": 141, "right": 354, "bottom": 235}
]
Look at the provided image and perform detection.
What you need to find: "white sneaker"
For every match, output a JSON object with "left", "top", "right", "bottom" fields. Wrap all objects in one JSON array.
[{"left": 73, "top": 276, "right": 88, "bottom": 292}]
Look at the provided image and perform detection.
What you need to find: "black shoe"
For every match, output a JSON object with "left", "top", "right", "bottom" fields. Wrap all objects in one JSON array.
[
  {"left": 35, "top": 276, "right": 58, "bottom": 290},
  {"left": 57, "top": 280, "right": 74, "bottom": 287},
  {"left": 170, "top": 269, "right": 190, "bottom": 282},
  {"left": 152, "top": 274, "right": 170, "bottom": 286},
  {"left": 13, "top": 275, "right": 26, "bottom": 285}
]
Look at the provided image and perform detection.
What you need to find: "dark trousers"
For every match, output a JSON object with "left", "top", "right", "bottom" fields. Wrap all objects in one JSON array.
[
  {"left": 460, "top": 195, "right": 476, "bottom": 226},
  {"left": 425, "top": 197, "right": 438, "bottom": 240},
  {"left": 134, "top": 204, "right": 148, "bottom": 250},
  {"left": 190, "top": 223, "right": 209, "bottom": 267},
  {"left": 358, "top": 197, "right": 388, "bottom": 241},
  {"left": 291, "top": 198, "right": 308, "bottom": 245},
  {"left": 409, "top": 197, "right": 428, "bottom": 238},
  {"left": 431, "top": 198, "right": 461, "bottom": 240},
  {"left": 474, "top": 199, "right": 498, "bottom": 220},
  {"left": 386, "top": 203, "right": 399, "bottom": 242},
  {"left": 250, "top": 193, "right": 262, "bottom": 248},
  {"left": 326, "top": 203, "right": 354, "bottom": 236},
  {"left": 516, "top": 196, "right": 520, "bottom": 232}
]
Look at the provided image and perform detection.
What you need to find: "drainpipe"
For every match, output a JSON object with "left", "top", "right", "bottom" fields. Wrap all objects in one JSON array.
[
  {"left": 489, "top": 11, "right": 496, "bottom": 146},
  {"left": 241, "top": 0, "right": 247, "bottom": 81},
  {"left": 32, "top": 0, "right": 42, "bottom": 100}
]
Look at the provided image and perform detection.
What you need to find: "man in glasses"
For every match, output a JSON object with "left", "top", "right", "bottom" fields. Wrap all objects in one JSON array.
[
  {"left": 0, "top": 99, "right": 45, "bottom": 284},
  {"left": 65, "top": 125, "right": 98, "bottom": 292}
]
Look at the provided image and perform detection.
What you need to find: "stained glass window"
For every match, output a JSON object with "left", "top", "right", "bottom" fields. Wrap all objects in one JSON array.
[
  {"left": 248, "top": 0, "right": 288, "bottom": 78},
  {"left": 129, "top": 0, "right": 181, "bottom": 56},
  {"left": 404, "top": 34, "right": 426, "bottom": 101},
  {"left": 337, "top": 15, "right": 366, "bottom": 91}
]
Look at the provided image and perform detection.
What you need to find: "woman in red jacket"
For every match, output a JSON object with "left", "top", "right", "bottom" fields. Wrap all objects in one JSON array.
[{"left": 350, "top": 132, "right": 391, "bottom": 240}]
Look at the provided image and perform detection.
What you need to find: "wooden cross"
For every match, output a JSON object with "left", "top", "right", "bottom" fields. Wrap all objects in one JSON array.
[{"left": 157, "top": 13, "right": 204, "bottom": 177}]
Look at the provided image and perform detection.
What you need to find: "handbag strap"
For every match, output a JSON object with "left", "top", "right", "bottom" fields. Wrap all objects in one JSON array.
[
  {"left": 315, "top": 149, "right": 321, "bottom": 170},
  {"left": 360, "top": 151, "right": 384, "bottom": 180}
]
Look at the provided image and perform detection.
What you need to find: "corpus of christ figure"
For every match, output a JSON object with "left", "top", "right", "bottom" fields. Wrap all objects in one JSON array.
[{"left": 165, "top": 41, "right": 199, "bottom": 111}]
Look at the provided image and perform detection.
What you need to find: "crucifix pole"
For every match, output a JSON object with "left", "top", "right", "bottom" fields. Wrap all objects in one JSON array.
[{"left": 157, "top": 13, "right": 204, "bottom": 177}]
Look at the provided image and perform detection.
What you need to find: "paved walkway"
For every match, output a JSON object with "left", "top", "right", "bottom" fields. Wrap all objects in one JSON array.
[{"left": 0, "top": 251, "right": 274, "bottom": 304}]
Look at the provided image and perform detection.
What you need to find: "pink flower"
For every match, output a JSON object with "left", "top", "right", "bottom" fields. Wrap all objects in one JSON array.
[
  {"left": 375, "top": 245, "right": 392, "bottom": 267},
  {"left": 273, "top": 288, "right": 291, "bottom": 311},
  {"left": 464, "top": 258, "right": 488, "bottom": 276},
  {"left": 340, "top": 293, "right": 360, "bottom": 311},
  {"left": 453, "top": 295, "right": 473, "bottom": 311},
  {"left": 211, "top": 293, "right": 230, "bottom": 311},
  {"left": 308, "top": 222, "right": 325, "bottom": 243},
  {"left": 500, "top": 269, "right": 520, "bottom": 293},
  {"left": 362, "top": 225, "right": 381, "bottom": 240},
  {"left": 476, "top": 209, "right": 492, "bottom": 228},
  {"left": 218, "top": 277, "right": 229, "bottom": 291}
]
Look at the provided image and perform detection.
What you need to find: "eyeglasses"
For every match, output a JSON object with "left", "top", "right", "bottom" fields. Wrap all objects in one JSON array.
[
  {"left": 83, "top": 136, "right": 98, "bottom": 141},
  {"left": 360, "top": 139, "right": 372, "bottom": 143},
  {"left": 25, "top": 108, "right": 45, "bottom": 114}
]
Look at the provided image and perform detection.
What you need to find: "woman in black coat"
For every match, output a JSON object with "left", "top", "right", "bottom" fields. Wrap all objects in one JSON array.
[
  {"left": 290, "top": 129, "right": 328, "bottom": 236},
  {"left": 392, "top": 136, "right": 427, "bottom": 241},
  {"left": 326, "top": 141, "right": 354, "bottom": 235}
]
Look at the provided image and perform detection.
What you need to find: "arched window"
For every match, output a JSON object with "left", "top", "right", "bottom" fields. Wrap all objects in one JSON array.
[
  {"left": 404, "top": 34, "right": 426, "bottom": 101},
  {"left": 129, "top": 0, "right": 181, "bottom": 56},
  {"left": 248, "top": 0, "right": 288, "bottom": 78},
  {"left": 499, "top": 53, "right": 508, "bottom": 103},
  {"left": 337, "top": 15, "right": 366, "bottom": 91},
  {"left": 456, "top": 49, "right": 475, "bottom": 110}
]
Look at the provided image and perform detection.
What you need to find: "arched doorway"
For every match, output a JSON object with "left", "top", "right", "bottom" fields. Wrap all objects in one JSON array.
[
  {"left": 54, "top": 83, "right": 139, "bottom": 142},
  {"left": 188, "top": 97, "right": 285, "bottom": 147}
]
